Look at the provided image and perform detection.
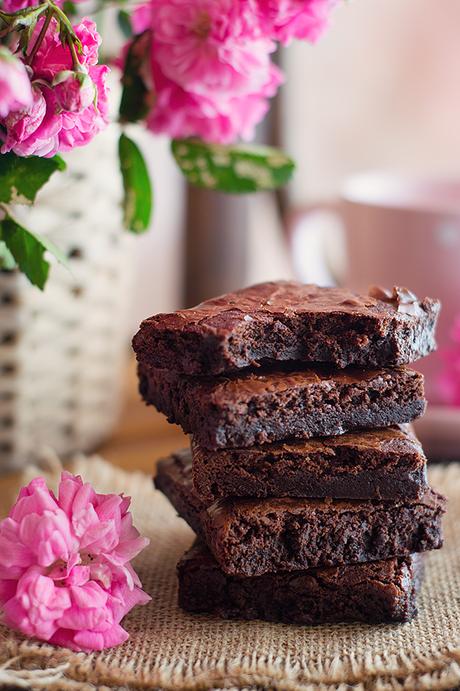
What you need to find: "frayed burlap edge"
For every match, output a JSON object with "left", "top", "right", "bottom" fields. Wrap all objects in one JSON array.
[{"left": 2, "top": 633, "right": 460, "bottom": 690}]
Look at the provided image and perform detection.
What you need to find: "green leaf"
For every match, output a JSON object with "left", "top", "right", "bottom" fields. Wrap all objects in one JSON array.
[
  {"left": 171, "top": 139, "right": 296, "bottom": 193},
  {"left": 118, "top": 133, "right": 152, "bottom": 233},
  {"left": 117, "top": 9, "right": 132, "bottom": 38},
  {"left": 0, "top": 212, "right": 68, "bottom": 289},
  {"left": 62, "top": 1, "right": 77, "bottom": 17},
  {"left": 119, "top": 31, "right": 150, "bottom": 123},
  {"left": 0, "top": 153, "right": 66, "bottom": 205},
  {"left": 0, "top": 241, "right": 16, "bottom": 270}
]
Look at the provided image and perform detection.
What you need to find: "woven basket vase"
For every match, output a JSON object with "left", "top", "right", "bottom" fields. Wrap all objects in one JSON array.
[{"left": 0, "top": 126, "right": 133, "bottom": 471}]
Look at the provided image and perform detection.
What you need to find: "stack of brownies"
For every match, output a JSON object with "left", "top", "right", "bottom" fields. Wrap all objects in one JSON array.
[{"left": 133, "top": 281, "right": 446, "bottom": 625}]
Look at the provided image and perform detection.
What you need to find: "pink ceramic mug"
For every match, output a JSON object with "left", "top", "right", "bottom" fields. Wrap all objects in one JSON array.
[{"left": 288, "top": 173, "right": 460, "bottom": 456}]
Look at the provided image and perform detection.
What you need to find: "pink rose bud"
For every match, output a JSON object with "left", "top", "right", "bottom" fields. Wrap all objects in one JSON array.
[
  {"left": 53, "top": 70, "right": 96, "bottom": 112},
  {"left": 0, "top": 47, "right": 33, "bottom": 118}
]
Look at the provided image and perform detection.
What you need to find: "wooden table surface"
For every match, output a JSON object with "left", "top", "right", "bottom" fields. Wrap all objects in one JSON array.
[{"left": 97, "top": 359, "right": 187, "bottom": 474}]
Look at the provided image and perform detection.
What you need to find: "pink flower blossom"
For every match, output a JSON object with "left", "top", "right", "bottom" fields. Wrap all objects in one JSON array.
[
  {"left": 0, "top": 472, "right": 150, "bottom": 652},
  {"left": 57, "top": 65, "right": 109, "bottom": 152},
  {"left": 0, "top": 18, "right": 109, "bottom": 157},
  {"left": 256, "top": 0, "right": 338, "bottom": 44},
  {"left": 147, "top": 56, "right": 282, "bottom": 144},
  {"left": 1, "top": 0, "right": 80, "bottom": 11},
  {"left": 0, "top": 47, "right": 33, "bottom": 118},
  {"left": 132, "top": 2, "right": 151, "bottom": 34},
  {"left": 120, "top": 0, "right": 337, "bottom": 144},
  {"left": 1, "top": 0, "right": 42, "bottom": 10},
  {"left": 151, "top": 0, "right": 276, "bottom": 99},
  {"left": 133, "top": 0, "right": 283, "bottom": 144},
  {"left": 53, "top": 71, "right": 96, "bottom": 113},
  {"left": 32, "top": 17, "right": 101, "bottom": 82},
  {"left": 438, "top": 317, "right": 460, "bottom": 406},
  {"left": 2, "top": 85, "right": 61, "bottom": 157}
]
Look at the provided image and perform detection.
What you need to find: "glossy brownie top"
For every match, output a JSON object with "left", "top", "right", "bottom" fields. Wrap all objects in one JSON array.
[
  {"left": 146, "top": 282, "right": 438, "bottom": 330},
  {"left": 133, "top": 281, "right": 440, "bottom": 374}
]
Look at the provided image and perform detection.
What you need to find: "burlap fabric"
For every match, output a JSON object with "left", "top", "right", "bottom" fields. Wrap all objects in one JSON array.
[{"left": 0, "top": 455, "right": 459, "bottom": 691}]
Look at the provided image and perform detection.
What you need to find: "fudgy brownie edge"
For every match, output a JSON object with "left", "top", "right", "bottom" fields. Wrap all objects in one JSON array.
[
  {"left": 178, "top": 540, "right": 423, "bottom": 625},
  {"left": 155, "top": 449, "right": 446, "bottom": 577},
  {"left": 191, "top": 425, "right": 428, "bottom": 502},
  {"left": 140, "top": 365, "right": 426, "bottom": 449}
]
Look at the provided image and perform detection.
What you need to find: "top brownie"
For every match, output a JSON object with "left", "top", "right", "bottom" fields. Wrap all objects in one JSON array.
[{"left": 133, "top": 282, "right": 440, "bottom": 375}]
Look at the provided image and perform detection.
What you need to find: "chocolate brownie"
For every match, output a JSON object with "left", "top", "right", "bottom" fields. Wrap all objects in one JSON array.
[
  {"left": 178, "top": 540, "right": 423, "bottom": 625},
  {"left": 140, "top": 364, "right": 426, "bottom": 449},
  {"left": 133, "top": 282, "right": 440, "bottom": 375},
  {"left": 155, "top": 449, "right": 206, "bottom": 536},
  {"left": 191, "top": 424, "right": 428, "bottom": 502},
  {"left": 155, "top": 450, "right": 445, "bottom": 577}
]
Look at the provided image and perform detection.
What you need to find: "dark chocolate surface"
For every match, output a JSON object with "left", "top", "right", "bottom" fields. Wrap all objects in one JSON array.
[
  {"left": 133, "top": 281, "right": 440, "bottom": 375},
  {"left": 178, "top": 540, "right": 423, "bottom": 625},
  {"left": 141, "top": 364, "right": 426, "bottom": 449},
  {"left": 155, "top": 450, "right": 445, "bottom": 577},
  {"left": 191, "top": 424, "right": 428, "bottom": 502}
]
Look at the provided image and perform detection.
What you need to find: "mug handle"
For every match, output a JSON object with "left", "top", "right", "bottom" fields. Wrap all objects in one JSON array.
[{"left": 285, "top": 201, "right": 346, "bottom": 286}]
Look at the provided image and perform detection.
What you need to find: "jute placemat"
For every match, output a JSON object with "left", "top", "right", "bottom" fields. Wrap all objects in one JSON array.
[{"left": 0, "top": 454, "right": 459, "bottom": 691}]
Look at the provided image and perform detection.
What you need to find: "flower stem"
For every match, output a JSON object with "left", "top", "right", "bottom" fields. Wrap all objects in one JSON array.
[
  {"left": 68, "top": 36, "right": 81, "bottom": 70},
  {"left": 26, "top": 7, "right": 53, "bottom": 64}
]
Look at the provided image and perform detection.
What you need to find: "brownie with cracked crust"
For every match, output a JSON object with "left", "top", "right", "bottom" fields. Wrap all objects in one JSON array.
[
  {"left": 155, "top": 449, "right": 445, "bottom": 577},
  {"left": 133, "top": 282, "right": 440, "bottom": 375},
  {"left": 178, "top": 540, "right": 423, "bottom": 625},
  {"left": 191, "top": 424, "right": 428, "bottom": 502},
  {"left": 140, "top": 364, "right": 425, "bottom": 449}
]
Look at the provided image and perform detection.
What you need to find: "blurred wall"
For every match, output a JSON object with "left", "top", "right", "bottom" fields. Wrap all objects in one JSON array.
[
  {"left": 283, "top": 0, "right": 460, "bottom": 203},
  {"left": 127, "top": 129, "right": 185, "bottom": 331}
]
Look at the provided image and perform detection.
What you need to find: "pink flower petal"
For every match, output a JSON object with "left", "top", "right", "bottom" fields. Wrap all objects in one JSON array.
[
  {"left": 58, "top": 472, "right": 83, "bottom": 515},
  {"left": 58, "top": 603, "right": 112, "bottom": 631},
  {"left": 64, "top": 564, "right": 90, "bottom": 586},
  {"left": 73, "top": 624, "right": 129, "bottom": 651},
  {"left": 113, "top": 535, "right": 150, "bottom": 564},
  {"left": 70, "top": 581, "right": 107, "bottom": 609},
  {"left": 0, "top": 532, "right": 33, "bottom": 569},
  {"left": 0, "top": 579, "right": 18, "bottom": 605},
  {"left": 11, "top": 478, "right": 58, "bottom": 522}
]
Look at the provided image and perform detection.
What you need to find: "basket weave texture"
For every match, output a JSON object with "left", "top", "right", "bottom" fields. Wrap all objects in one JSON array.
[{"left": 0, "top": 127, "right": 132, "bottom": 471}]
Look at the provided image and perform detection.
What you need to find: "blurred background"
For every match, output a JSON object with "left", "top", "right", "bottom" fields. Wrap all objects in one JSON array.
[
  {"left": 131, "top": 0, "right": 460, "bottom": 323},
  {"left": 2, "top": 0, "right": 460, "bottom": 473}
]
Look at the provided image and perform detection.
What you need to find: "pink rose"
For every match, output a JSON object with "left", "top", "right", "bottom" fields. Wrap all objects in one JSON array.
[
  {"left": 57, "top": 65, "right": 109, "bottom": 152},
  {"left": 53, "top": 71, "right": 96, "bottom": 112},
  {"left": 31, "top": 17, "right": 101, "bottom": 80},
  {"left": 2, "top": 86, "right": 61, "bottom": 157},
  {"left": 1, "top": 0, "right": 40, "bottom": 10},
  {"left": 1, "top": 0, "right": 80, "bottom": 10},
  {"left": 147, "top": 56, "right": 282, "bottom": 144},
  {"left": 130, "top": 0, "right": 284, "bottom": 144},
  {"left": 438, "top": 317, "right": 460, "bottom": 406},
  {"left": 120, "top": 0, "right": 337, "bottom": 144},
  {"left": 0, "top": 18, "right": 109, "bottom": 157},
  {"left": 132, "top": 2, "right": 151, "bottom": 34},
  {"left": 0, "top": 47, "right": 33, "bottom": 118},
  {"left": 0, "top": 472, "right": 150, "bottom": 652},
  {"left": 256, "top": 0, "right": 338, "bottom": 44},
  {"left": 151, "top": 0, "right": 276, "bottom": 99}
]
